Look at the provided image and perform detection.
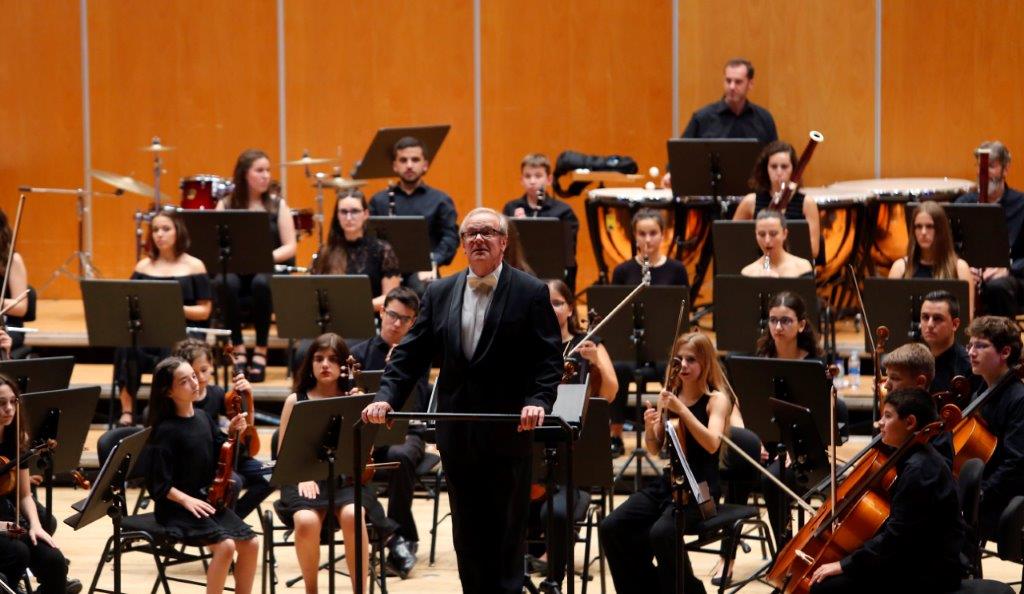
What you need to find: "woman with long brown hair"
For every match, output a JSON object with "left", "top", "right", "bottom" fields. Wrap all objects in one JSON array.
[
  {"left": 0, "top": 208, "right": 30, "bottom": 352},
  {"left": 889, "top": 200, "right": 973, "bottom": 312}
]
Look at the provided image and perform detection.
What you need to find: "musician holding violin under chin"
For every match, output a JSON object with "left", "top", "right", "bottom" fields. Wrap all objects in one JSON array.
[{"left": 807, "top": 387, "right": 964, "bottom": 593}]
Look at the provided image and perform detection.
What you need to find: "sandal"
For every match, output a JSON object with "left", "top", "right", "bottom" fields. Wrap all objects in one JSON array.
[
  {"left": 117, "top": 411, "right": 135, "bottom": 427},
  {"left": 247, "top": 353, "right": 267, "bottom": 383}
]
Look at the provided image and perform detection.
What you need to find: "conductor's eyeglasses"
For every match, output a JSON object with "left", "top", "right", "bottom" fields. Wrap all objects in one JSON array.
[
  {"left": 768, "top": 316, "right": 796, "bottom": 328},
  {"left": 460, "top": 227, "right": 502, "bottom": 241}
]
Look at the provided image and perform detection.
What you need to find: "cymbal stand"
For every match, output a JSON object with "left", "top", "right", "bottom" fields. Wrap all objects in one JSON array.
[
  {"left": 149, "top": 136, "right": 164, "bottom": 210},
  {"left": 19, "top": 186, "right": 106, "bottom": 293}
]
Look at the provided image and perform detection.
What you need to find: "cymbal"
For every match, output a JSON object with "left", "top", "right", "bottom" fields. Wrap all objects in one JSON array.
[
  {"left": 313, "top": 176, "right": 367, "bottom": 190},
  {"left": 141, "top": 138, "right": 174, "bottom": 153},
  {"left": 281, "top": 155, "right": 338, "bottom": 167},
  {"left": 90, "top": 170, "right": 156, "bottom": 198}
]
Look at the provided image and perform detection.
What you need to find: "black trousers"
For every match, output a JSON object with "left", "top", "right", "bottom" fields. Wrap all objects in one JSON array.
[
  {"left": 599, "top": 478, "right": 707, "bottom": 594},
  {"left": 0, "top": 532, "right": 68, "bottom": 594},
  {"left": 441, "top": 449, "right": 532, "bottom": 594},
  {"left": 213, "top": 273, "right": 273, "bottom": 346},
  {"left": 809, "top": 571, "right": 960, "bottom": 594},
  {"left": 231, "top": 456, "right": 275, "bottom": 520},
  {"left": 373, "top": 434, "right": 426, "bottom": 542},
  {"left": 527, "top": 486, "right": 589, "bottom": 584}
]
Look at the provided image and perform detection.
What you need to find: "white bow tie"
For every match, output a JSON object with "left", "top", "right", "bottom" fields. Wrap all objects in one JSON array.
[{"left": 467, "top": 274, "right": 497, "bottom": 292}]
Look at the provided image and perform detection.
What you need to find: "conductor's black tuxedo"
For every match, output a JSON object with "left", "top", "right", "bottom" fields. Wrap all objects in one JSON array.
[{"left": 376, "top": 264, "right": 562, "bottom": 593}]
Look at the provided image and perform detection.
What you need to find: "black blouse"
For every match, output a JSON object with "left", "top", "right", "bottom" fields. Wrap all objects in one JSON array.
[
  {"left": 313, "top": 235, "right": 400, "bottom": 298},
  {"left": 611, "top": 258, "right": 689, "bottom": 286}
]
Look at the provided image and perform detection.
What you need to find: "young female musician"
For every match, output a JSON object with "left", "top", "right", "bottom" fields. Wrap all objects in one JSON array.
[
  {"left": 599, "top": 332, "right": 734, "bottom": 594},
  {"left": 888, "top": 200, "right": 974, "bottom": 313},
  {"left": 733, "top": 140, "right": 821, "bottom": 259},
  {"left": 275, "top": 333, "right": 397, "bottom": 593},
  {"left": 0, "top": 377, "right": 73, "bottom": 594},
  {"left": 215, "top": 149, "right": 298, "bottom": 382},
  {"left": 740, "top": 209, "right": 814, "bottom": 278},
  {"left": 145, "top": 357, "right": 258, "bottom": 594},
  {"left": 0, "top": 208, "right": 30, "bottom": 352},
  {"left": 548, "top": 279, "right": 617, "bottom": 400},
  {"left": 609, "top": 209, "right": 689, "bottom": 454},
  {"left": 115, "top": 210, "right": 212, "bottom": 426},
  {"left": 311, "top": 189, "right": 401, "bottom": 312}
]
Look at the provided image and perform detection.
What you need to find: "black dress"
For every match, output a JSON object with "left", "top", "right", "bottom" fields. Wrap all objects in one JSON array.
[
  {"left": 611, "top": 258, "right": 688, "bottom": 286},
  {"left": 312, "top": 235, "right": 400, "bottom": 298},
  {"left": 274, "top": 391, "right": 397, "bottom": 534},
  {"left": 146, "top": 412, "right": 255, "bottom": 545}
]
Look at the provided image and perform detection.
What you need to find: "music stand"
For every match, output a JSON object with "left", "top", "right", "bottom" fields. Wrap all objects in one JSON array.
[
  {"left": 177, "top": 210, "right": 275, "bottom": 277},
  {"left": 770, "top": 398, "right": 830, "bottom": 491},
  {"left": 0, "top": 356, "right": 74, "bottom": 394},
  {"left": 507, "top": 217, "right": 570, "bottom": 281},
  {"left": 712, "top": 276, "right": 819, "bottom": 352},
  {"left": 81, "top": 279, "right": 186, "bottom": 429},
  {"left": 861, "top": 278, "right": 971, "bottom": 351},
  {"left": 64, "top": 426, "right": 151, "bottom": 594},
  {"left": 270, "top": 275, "right": 376, "bottom": 340},
  {"left": 366, "top": 216, "right": 434, "bottom": 273},
  {"left": 350, "top": 125, "right": 451, "bottom": 180},
  {"left": 905, "top": 203, "right": 1010, "bottom": 268},
  {"left": 21, "top": 386, "right": 100, "bottom": 534},
  {"left": 712, "top": 220, "right": 813, "bottom": 275},
  {"left": 271, "top": 393, "right": 378, "bottom": 594}
]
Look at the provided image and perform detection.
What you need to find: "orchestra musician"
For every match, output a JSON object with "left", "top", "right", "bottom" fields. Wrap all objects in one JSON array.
[
  {"left": 918, "top": 290, "right": 981, "bottom": 395},
  {"left": 349, "top": 287, "right": 428, "bottom": 579},
  {"left": 599, "top": 332, "right": 735, "bottom": 594},
  {"left": 368, "top": 136, "right": 460, "bottom": 290},
  {"left": 215, "top": 149, "right": 298, "bottom": 383},
  {"left": 740, "top": 209, "right": 814, "bottom": 278},
  {"left": 964, "top": 315, "right": 1024, "bottom": 539},
  {"left": 114, "top": 209, "right": 212, "bottom": 427},
  {"left": 881, "top": 343, "right": 955, "bottom": 465},
  {"left": 888, "top": 201, "right": 974, "bottom": 312},
  {"left": 311, "top": 189, "right": 401, "bottom": 312},
  {"left": 807, "top": 388, "right": 964, "bottom": 593},
  {"left": 0, "top": 208, "right": 30, "bottom": 354},
  {"left": 662, "top": 58, "right": 778, "bottom": 188},
  {"left": 609, "top": 208, "right": 689, "bottom": 455},
  {"left": 362, "top": 207, "right": 562, "bottom": 594},
  {"left": 733, "top": 141, "right": 821, "bottom": 259},
  {"left": 501, "top": 154, "right": 581, "bottom": 291},
  {"left": 145, "top": 357, "right": 258, "bottom": 594},
  {"left": 0, "top": 376, "right": 80, "bottom": 594},
  {"left": 955, "top": 141, "right": 1024, "bottom": 317},
  {"left": 276, "top": 333, "right": 398, "bottom": 593}
]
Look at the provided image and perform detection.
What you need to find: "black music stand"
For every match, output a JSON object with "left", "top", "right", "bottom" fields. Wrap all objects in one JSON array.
[
  {"left": 861, "top": 278, "right": 971, "bottom": 351},
  {"left": 270, "top": 275, "right": 376, "bottom": 340},
  {"left": 65, "top": 426, "right": 151, "bottom": 594},
  {"left": 0, "top": 356, "right": 74, "bottom": 394},
  {"left": 177, "top": 210, "right": 275, "bottom": 277},
  {"left": 21, "top": 386, "right": 100, "bottom": 535},
  {"left": 508, "top": 217, "right": 570, "bottom": 281},
  {"left": 712, "top": 220, "right": 813, "bottom": 275},
  {"left": 81, "top": 280, "right": 186, "bottom": 428},
  {"left": 271, "top": 394, "right": 378, "bottom": 594},
  {"left": 905, "top": 203, "right": 1010, "bottom": 268},
  {"left": 588, "top": 285, "right": 689, "bottom": 492},
  {"left": 770, "top": 398, "right": 830, "bottom": 492},
  {"left": 366, "top": 216, "right": 434, "bottom": 272},
  {"left": 668, "top": 138, "right": 762, "bottom": 301},
  {"left": 712, "top": 276, "right": 819, "bottom": 352},
  {"left": 350, "top": 125, "right": 451, "bottom": 180}
]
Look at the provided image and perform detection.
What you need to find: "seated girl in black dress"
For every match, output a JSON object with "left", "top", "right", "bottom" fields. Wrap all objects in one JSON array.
[
  {"left": 146, "top": 357, "right": 258, "bottom": 594},
  {"left": 276, "top": 333, "right": 397, "bottom": 593},
  {"left": 888, "top": 200, "right": 973, "bottom": 312}
]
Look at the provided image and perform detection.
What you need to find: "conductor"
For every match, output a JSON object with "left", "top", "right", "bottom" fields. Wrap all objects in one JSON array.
[{"left": 362, "top": 207, "right": 563, "bottom": 593}]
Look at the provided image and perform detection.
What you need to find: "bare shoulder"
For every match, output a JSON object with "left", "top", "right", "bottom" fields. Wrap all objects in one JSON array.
[
  {"left": 134, "top": 257, "right": 154, "bottom": 273},
  {"left": 183, "top": 254, "right": 208, "bottom": 275},
  {"left": 733, "top": 194, "right": 756, "bottom": 219}
]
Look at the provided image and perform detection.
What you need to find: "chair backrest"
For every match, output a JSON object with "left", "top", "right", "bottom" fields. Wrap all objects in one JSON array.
[
  {"left": 958, "top": 457, "right": 985, "bottom": 532},
  {"left": 270, "top": 428, "right": 280, "bottom": 461},
  {"left": 996, "top": 495, "right": 1024, "bottom": 562},
  {"left": 724, "top": 426, "right": 763, "bottom": 469}
]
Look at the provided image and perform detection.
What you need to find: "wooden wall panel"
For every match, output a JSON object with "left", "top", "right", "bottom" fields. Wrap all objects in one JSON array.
[
  {"left": 0, "top": 1, "right": 83, "bottom": 298},
  {"left": 678, "top": 0, "right": 875, "bottom": 187},
  {"left": 87, "top": 0, "right": 280, "bottom": 288},
  {"left": 882, "top": 0, "right": 1024, "bottom": 180},
  {"left": 283, "top": 0, "right": 475, "bottom": 273},
  {"left": 481, "top": 0, "right": 673, "bottom": 290}
]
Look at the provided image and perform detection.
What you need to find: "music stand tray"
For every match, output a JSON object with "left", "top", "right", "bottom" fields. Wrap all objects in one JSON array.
[
  {"left": 270, "top": 275, "right": 376, "bottom": 340},
  {"left": 65, "top": 427, "right": 151, "bottom": 530},
  {"left": 906, "top": 203, "right": 1010, "bottom": 268},
  {"left": 80, "top": 280, "right": 186, "bottom": 348},
  {"left": 351, "top": 125, "right": 451, "bottom": 180},
  {"left": 725, "top": 356, "right": 833, "bottom": 444},
  {"left": 366, "top": 216, "right": 433, "bottom": 272},
  {"left": 667, "top": 138, "right": 762, "bottom": 199},
  {"left": 586, "top": 285, "right": 690, "bottom": 364},
  {"left": 508, "top": 217, "right": 569, "bottom": 280},
  {"left": 0, "top": 356, "right": 75, "bottom": 394},
  {"left": 21, "top": 386, "right": 100, "bottom": 473},
  {"left": 861, "top": 278, "right": 971, "bottom": 351},
  {"left": 712, "top": 220, "right": 812, "bottom": 275},
  {"left": 177, "top": 210, "right": 275, "bottom": 276},
  {"left": 712, "top": 276, "right": 819, "bottom": 352}
]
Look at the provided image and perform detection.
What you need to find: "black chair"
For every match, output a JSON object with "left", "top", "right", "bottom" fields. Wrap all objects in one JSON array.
[
  {"left": 8, "top": 285, "right": 36, "bottom": 359},
  {"left": 992, "top": 494, "right": 1024, "bottom": 588},
  {"left": 957, "top": 457, "right": 985, "bottom": 577}
]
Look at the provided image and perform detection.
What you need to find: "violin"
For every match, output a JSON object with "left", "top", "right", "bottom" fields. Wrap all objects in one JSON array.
[
  {"left": 207, "top": 351, "right": 250, "bottom": 509},
  {"left": 658, "top": 355, "right": 716, "bottom": 518},
  {"left": 222, "top": 346, "right": 259, "bottom": 458},
  {"left": 0, "top": 439, "right": 57, "bottom": 497},
  {"left": 767, "top": 401, "right": 963, "bottom": 593},
  {"left": 340, "top": 357, "right": 380, "bottom": 486}
]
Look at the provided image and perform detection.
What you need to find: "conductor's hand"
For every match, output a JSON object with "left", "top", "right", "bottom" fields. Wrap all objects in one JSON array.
[
  {"left": 362, "top": 401, "right": 393, "bottom": 426},
  {"left": 518, "top": 406, "right": 545, "bottom": 432},
  {"left": 232, "top": 373, "right": 252, "bottom": 397},
  {"left": 228, "top": 412, "right": 248, "bottom": 435}
]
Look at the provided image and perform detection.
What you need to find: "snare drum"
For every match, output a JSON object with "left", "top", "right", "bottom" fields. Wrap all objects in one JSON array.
[
  {"left": 291, "top": 208, "right": 315, "bottom": 240},
  {"left": 586, "top": 188, "right": 676, "bottom": 279},
  {"left": 180, "top": 175, "right": 233, "bottom": 210}
]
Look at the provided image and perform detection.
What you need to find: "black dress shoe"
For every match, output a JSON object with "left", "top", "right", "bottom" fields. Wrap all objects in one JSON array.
[
  {"left": 386, "top": 536, "right": 417, "bottom": 579},
  {"left": 66, "top": 579, "right": 84, "bottom": 594},
  {"left": 610, "top": 436, "right": 625, "bottom": 457}
]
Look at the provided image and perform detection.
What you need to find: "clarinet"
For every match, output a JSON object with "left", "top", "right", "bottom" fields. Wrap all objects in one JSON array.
[
  {"left": 387, "top": 184, "right": 397, "bottom": 215},
  {"left": 534, "top": 186, "right": 546, "bottom": 217}
]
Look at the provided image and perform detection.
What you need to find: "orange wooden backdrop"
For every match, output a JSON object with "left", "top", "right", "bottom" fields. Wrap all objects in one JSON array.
[{"left": 1, "top": 0, "right": 1021, "bottom": 298}]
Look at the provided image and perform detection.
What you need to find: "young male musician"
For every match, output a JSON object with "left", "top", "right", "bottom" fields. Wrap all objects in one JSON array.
[
  {"left": 882, "top": 342, "right": 956, "bottom": 465},
  {"left": 808, "top": 388, "right": 964, "bottom": 593},
  {"left": 965, "top": 315, "right": 1024, "bottom": 538},
  {"left": 919, "top": 290, "right": 981, "bottom": 394}
]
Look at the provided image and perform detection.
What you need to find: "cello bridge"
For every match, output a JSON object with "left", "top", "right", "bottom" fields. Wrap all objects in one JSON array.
[{"left": 795, "top": 550, "right": 814, "bottom": 564}]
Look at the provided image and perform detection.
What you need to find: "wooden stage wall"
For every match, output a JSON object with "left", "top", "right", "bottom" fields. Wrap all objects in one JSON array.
[{"left": 1, "top": 0, "right": 1022, "bottom": 299}]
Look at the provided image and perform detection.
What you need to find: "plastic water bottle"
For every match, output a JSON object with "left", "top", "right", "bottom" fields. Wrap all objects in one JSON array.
[{"left": 848, "top": 349, "right": 861, "bottom": 385}]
